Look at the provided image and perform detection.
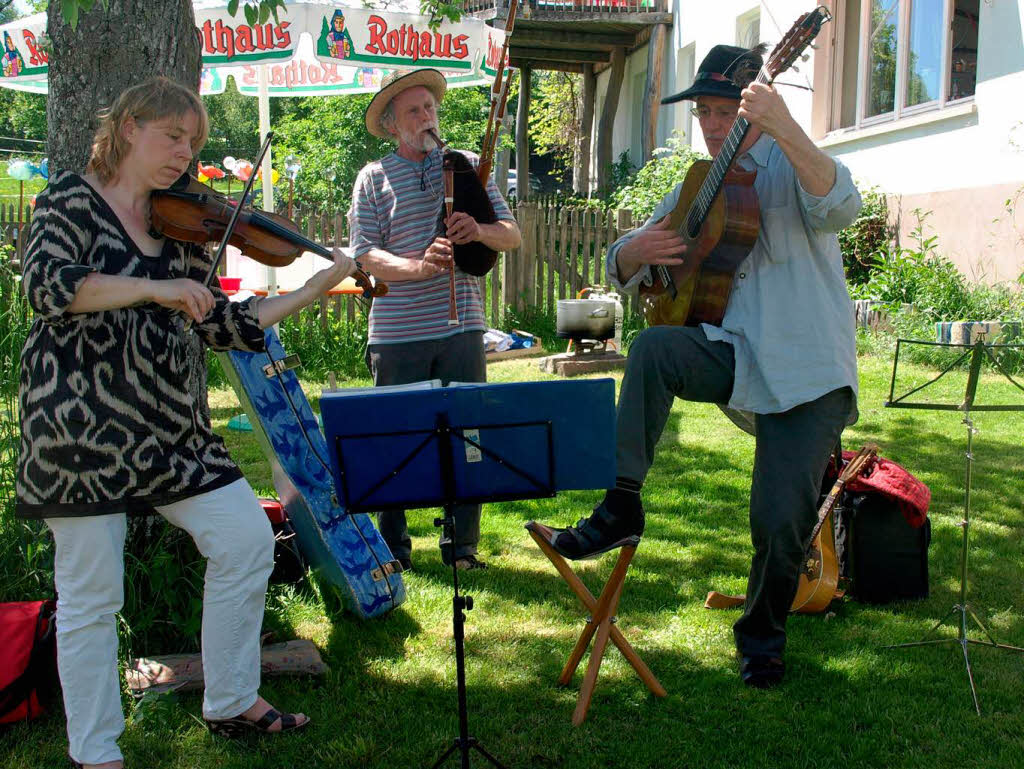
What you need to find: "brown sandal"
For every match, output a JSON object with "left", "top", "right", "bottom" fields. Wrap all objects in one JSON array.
[{"left": 205, "top": 707, "right": 310, "bottom": 738}]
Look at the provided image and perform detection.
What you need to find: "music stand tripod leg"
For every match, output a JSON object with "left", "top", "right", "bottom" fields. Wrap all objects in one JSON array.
[
  {"left": 429, "top": 414, "right": 508, "bottom": 769},
  {"left": 882, "top": 372, "right": 1024, "bottom": 716}
]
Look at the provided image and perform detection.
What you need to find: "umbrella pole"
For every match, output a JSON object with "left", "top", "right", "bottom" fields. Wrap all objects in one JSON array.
[{"left": 258, "top": 63, "right": 277, "bottom": 299}]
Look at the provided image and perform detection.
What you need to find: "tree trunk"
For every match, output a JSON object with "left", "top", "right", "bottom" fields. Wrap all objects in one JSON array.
[
  {"left": 642, "top": 24, "right": 668, "bottom": 165},
  {"left": 47, "top": 0, "right": 209, "bottom": 424},
  {"left": 574, "top": 64, "right": 596, "bottom": 197},
  {"left": 516, "top": 65, "right": 532, "bottom": 203},
  {"left": 597, "top": 47, "right": 625, "bottom": 195}
]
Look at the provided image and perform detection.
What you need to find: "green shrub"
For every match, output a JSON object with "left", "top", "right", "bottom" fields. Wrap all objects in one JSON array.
[
  {"left": 850, "top": 209, "right": 977, "bottom": 320},
  {"left": 609, "top": 132, "right": 705, "bottom": 221},
  {"left": 839, "top": 185, "right": 891, "bottom": 285},
  {"left": 0, "top": 251, "right": 52, "bottom": 604},
  {"left": 278, "top": 305, "right": 371, "bottom": 382}
]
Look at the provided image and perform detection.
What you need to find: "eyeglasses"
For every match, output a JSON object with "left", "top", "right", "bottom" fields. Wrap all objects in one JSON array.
[{"left": 689, "top": 106, "right": 739, "bottom": 121}]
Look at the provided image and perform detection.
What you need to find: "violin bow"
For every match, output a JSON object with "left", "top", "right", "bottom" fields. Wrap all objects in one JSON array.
[
  {"left": 182, "top": 131, "right": 274, "bottom": 331},
  {"left": 193, "top": 131, "right": 274, "bottom": 300},
  {"left": 477, "top": 0, "right": 518, "bottom": 184}
]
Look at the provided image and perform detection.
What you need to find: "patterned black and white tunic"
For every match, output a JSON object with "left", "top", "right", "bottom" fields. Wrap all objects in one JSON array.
[{"left": 16, "top": 171, "right": 266, "bottom": 518}]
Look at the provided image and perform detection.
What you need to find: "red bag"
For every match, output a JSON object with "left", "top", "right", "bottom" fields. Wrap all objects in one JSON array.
[
  {"left": 0, "top": 600, "right": 57, "bottom": 724},
  {"left": 839, "top": 450, "right": 931, "bottom": 528}
]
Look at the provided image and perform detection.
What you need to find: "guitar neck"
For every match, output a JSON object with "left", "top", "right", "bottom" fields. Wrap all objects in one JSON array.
[
  {"left": 807, "top": 478, "right": 846, "bottom": 545},
  {"left": 806, "top": 445, "right": 878, "bottom": 547},
  {"left": 684, "top": 115, "right": 752, "bottom": 238}
]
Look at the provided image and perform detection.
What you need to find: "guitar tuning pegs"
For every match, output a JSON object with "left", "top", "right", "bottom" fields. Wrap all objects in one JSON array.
[
  {"left": 791, "top": 65, "right": 800, "bottom": 73},
  {"left": 809, "top": 43, "right": 819, "bottom": 50},
  {"left": 801, "top": 53, "right": 810, "bottom": 62}
]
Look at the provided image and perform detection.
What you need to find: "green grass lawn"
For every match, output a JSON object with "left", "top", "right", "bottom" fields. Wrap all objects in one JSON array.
[{"left": 3, "top": 350, "right": 1023, "bottom": 769}]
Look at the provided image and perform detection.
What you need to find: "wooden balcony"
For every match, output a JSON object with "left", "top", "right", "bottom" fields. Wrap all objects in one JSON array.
[
  {"left": 464, "top": 0, "right": 670, "bottom": 21},
  {"left": 463, "top": 0, "right": 672, "bottom": 74}
]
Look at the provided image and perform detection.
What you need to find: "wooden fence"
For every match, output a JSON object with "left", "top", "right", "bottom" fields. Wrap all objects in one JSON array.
[{"left": 2, "top": 199, "right": 638, "bottom": 328}]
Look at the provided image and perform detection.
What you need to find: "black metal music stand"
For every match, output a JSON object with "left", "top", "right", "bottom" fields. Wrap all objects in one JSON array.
[
  {"left": 335, "top": 411, "right": 558, "bottom": 768},
  {"left": 883, "top": 338, "right": 1024, "bottom": 714}
]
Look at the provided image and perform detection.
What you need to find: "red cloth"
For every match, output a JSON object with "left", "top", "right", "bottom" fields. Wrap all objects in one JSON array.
[{"left": 840, "top": 450, "right": 931, "bottom": 528}]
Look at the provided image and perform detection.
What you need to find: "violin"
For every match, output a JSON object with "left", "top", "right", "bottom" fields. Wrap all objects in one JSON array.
[{"left": 150, "top": 175, "right": 387, "bottom": 299}]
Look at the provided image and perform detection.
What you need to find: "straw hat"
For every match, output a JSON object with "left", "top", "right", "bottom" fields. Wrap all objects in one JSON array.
[{"left": 364, "top": 68, "right": 447, "bottom": 139}]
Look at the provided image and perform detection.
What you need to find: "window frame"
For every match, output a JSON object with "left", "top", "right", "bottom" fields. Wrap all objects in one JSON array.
[{"left": 827, "top": 0, "right": 976, "bottom": 135}]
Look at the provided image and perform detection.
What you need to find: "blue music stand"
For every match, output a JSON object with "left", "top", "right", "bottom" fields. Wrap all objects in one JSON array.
[{"left": 321, "top": 379, "right": 617, "bottom": 767}]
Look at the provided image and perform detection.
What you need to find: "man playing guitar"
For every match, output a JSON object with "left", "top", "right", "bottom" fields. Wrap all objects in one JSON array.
[{"left": 537, "top": 43, "right": 860, "bottom": 688}]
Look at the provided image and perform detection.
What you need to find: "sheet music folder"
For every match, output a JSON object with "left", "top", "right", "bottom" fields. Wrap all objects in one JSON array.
[{"left": 321, "top": 379, "right": 617, "bottom": 512}]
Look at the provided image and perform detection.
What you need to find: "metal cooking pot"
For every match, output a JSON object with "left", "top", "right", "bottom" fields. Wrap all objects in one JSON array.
[{"left": 556, "top": 298, "right": 616, "bottom": 340}]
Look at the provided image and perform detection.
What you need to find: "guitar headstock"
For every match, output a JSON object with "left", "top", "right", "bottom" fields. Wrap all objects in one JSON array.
[
  {"left": 764, "top": 6, "right": 833, "bottom": 83},
  {"left": 838, "top": 443, "right": 879, "bottom": 483}
]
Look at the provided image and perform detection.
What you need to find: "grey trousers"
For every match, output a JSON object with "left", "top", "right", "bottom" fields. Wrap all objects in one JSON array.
[
  {"left": 366, "top": 331, "right": 486, "bottom": 562},
  {"left": 616, "top": 326, "right": 852, "bottom": 657}
]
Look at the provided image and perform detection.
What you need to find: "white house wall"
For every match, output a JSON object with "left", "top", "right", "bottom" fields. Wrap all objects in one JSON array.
[
  {"left": 586, "top": 0, "right": 1023, "bottom": 282},
  {"left": 591, "top": 2, "right": 820, "bottom": 178},
  {"left": 819, "top": 0, "right": 1024, "bottom": 282}
]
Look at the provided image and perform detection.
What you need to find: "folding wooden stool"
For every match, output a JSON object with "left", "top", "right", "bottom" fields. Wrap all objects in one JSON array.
[{"left": 525, "top": 521, "right": 667, "bottom": 725}]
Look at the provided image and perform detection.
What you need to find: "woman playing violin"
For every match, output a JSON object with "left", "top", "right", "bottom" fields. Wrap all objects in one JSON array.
[{"left": 16, "top": 77, "right": 351, "bottom": 769}]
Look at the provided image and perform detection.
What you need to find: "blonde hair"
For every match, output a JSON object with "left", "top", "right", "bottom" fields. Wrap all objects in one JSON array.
[{"left": 87, "top": 76, "right": 209, "bottom": 184}]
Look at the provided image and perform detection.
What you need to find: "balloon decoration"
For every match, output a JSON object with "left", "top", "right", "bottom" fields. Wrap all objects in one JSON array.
[
  {"left": 6, "top": 159, "right": 35, "bottom": 181},
  {"left": 197, "top": 162, "right": 225, "bottom": 185},
  {"left": 232, "top": 160, "right": 254, "bottom": 182},
  {"left": 6, "top": 158, "right": 43, "bottom": 224},
  {"left": 284, "top": 155, "right": 302, "bottom": 219},
  {"left": 256, "top": 167, "right": 280, "bottom": 185},
  {"left": 38, "top": 158, "right": 48, "bottom": 180}
]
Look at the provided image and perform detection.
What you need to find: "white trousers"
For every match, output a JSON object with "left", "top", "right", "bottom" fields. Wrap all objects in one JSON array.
[{"left": 46, "top": 478, "right": 275, "bottom": 765}]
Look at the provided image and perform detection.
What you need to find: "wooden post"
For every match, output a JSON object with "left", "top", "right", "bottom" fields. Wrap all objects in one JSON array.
[
  {"left": 491, "top": 254, "right": 501, "bottom": 324},
  {"left": 536, "top": 203, "right": 547, "bottom": 309},
  {"left": 593, "top": 208, "right": 605, "bottom": 287},
  {"left": 642, "top": 24, "right": 668, "bottom": 165},
  {"left": 569, "top": 208, "right": 580, "bottom": 298},
  {"left": 558, "top": 207, "right": 570, "bottom": 300},
  {"left": 597, "top": 48, "right": 626, "bottom": 194},
  {"left": 516, "top": 65, "right": 532, "bottom": 202},
  {"left": 575, "top": 64, "right": 596, "bottom": 197},
  {"left": 546, "top": 204, "right": 556, "bottom": 314},
  {"left": 517, "top": 202, "right": 536, "bottom": 312},
  {"left": 616, "top": 208, "right": 634, "bottom": 316}
]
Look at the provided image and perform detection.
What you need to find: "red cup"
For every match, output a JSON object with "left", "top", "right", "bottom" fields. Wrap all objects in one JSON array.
[{"left": 217, "top": 276, "right": 242, "bottom": 292}]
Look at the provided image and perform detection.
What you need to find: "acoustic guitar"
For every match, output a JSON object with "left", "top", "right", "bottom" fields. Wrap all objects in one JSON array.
[
  {"left": 791, "top": 443, "right": 878, "bottom": 613},
  {"left": 639, "top": 7, "right": 833, "bottom": 328}
]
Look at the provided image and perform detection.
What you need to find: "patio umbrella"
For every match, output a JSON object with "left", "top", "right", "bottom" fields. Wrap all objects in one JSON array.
[{"left": 0, "top": 1, "right": 500, "bottom": 292}]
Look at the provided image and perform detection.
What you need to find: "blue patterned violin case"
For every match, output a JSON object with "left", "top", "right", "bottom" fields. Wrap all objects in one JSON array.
[{"left": 218, "top": 328, "right": 406, "bottom": 619}]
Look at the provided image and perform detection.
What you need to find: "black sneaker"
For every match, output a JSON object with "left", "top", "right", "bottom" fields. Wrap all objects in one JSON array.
[
  {"left": 398, "top": 557, "right": 413, "bottom": 572},
  {"left": 543, "top": 499, "right": 645, "bottom": 560}
]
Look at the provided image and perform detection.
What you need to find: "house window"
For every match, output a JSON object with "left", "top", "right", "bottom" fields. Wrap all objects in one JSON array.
[
  {"left": 949, "top": 0, "right": 979, "bottom": 101},
  {"left": 865, "top": 0, "right": 899, "bottom": 118},
  {"left": 829, "top": 0, "right": 980, "bottom": 131},
  {"left": 675, "top": 44, "right": 696, "bottom": 146},
  {"left": 737, "top": 9, "right": 761, "bottom": 49}
]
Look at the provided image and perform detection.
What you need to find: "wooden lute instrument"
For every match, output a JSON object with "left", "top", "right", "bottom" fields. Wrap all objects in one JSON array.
[
  {"left": 791, "top": 443, "right": 878, "bottom": 613},
  {"left": 639, "top": 7, "right": 833, "bottom": 328}
]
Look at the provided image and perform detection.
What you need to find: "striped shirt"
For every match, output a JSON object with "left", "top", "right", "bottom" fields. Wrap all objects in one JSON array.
[{"left": 348, "top": 148, "right": 514, "bottom": 345}]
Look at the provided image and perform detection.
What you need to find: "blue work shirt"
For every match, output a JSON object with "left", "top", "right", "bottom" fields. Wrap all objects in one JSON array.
[{"left": 608, "top": 134, "right": 860, "bottom": 423}]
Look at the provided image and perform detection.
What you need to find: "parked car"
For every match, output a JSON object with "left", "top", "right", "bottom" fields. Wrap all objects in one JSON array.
[{"left": 507, "top": 169, "right": 541, "bottom": 197}]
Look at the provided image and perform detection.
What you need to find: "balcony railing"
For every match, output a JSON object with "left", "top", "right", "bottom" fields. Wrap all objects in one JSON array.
[{"left": 462, "top": 0, "right": 667, "bottom": 18}]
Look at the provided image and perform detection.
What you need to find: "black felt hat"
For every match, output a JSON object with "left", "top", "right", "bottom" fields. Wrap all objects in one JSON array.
[{"left": 661, "top": 45, "right": 764, "bottom": 104}]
